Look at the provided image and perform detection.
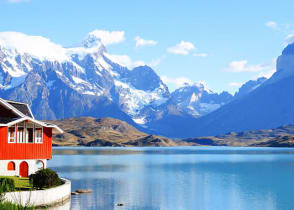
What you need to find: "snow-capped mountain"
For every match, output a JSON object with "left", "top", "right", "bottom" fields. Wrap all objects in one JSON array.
[
  {"left": 169, "top": 83, "right": 233, "bottom": 117},
  {"left": 0, "top": 31, "right": 236, "bottom": 135},
  {"left": 0, "top": 31, "right": 170, "bottom": 121}
]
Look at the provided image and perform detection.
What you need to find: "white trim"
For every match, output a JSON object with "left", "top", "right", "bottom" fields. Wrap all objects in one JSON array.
[
  {"left": 7, "top": 125, "right": 16, "bottom": 143},
  {"left": 26, "top": 103, "right": 35, "bottom": 119},
  {"left": 4, "top": 117, "right": 63, "bottom": 134},
  {"left": 0, "top": 98, "right": 26, "bottom": 118},
  {"left": 4, "top": 99, "right": 28, "bottom": 105}
]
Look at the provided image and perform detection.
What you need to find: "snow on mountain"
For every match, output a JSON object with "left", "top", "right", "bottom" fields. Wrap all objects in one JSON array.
[
  {"left": 0, "top": 31, "right": 171, "bottom": 120},
  {"left": 169, "top": 82, "right": 233, "bottom": 116},
  {"left": 0, "top": 30, "right": 238, "bottom": 132}
]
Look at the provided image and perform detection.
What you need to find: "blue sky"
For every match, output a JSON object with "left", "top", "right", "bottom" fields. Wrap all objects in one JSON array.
[{"left": 0, "top": 0, "right": 293, "bottom": 94}]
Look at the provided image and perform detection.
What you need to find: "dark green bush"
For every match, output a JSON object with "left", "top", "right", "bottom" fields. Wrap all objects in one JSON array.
[
  {"left": 0, "top": 178, "right": 15, "bottom": 193},
  {"left": 29, "top": 168, "right": 62, "bottom": 189}
]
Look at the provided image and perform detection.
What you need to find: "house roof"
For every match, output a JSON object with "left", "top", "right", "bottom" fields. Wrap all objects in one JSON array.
[
  {"left": 0, "top": 117, "right": 19, "bottom": 124},
  {"left": 5, "top": 100, "right": 34, "bottom": 118},
  {"left": 0, "top": 98, "right": 63, "bottom": 134}
]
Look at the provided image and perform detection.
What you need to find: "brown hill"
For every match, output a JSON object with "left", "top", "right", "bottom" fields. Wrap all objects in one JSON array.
[
  {"left": 49, "top": 117, "right": 191, "bottom": 147},
  {"left": 183, "top": 124, "right": 294, "bottom": 147}
]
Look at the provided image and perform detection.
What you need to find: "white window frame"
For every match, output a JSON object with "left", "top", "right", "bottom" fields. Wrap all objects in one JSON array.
[
  {"left": 8, "top": 125, "right": 16, "bottom": 143},
  {"left": 35, "top": 126, "right": 43, "bottom": 144},
  {"left": 17, "top": 122, "right": 25, "bottom": 143}
]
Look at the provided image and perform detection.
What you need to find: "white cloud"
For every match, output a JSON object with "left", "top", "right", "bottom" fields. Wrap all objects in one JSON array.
[
  {"left": 161, "top": 75, "right": 193, "bottom": 88},
  {"left": 226, "top": 60, "right": 270, "bottom": 73},
  {"left": 105, "top": 53, "right": 147, "bottom": 69},
  {"left": 167, "top": 41, "right": 195, "bottom": 55},
  {"left": 0, "top": 32, "right": 68, "bottom": 62},
  {"left": 133, "top": 60, "right": 146, "bottom": 67},
  {"left": 193, "top": 53, "right": 208, "bottom": 57},
  {"left": 228, "top": 82, "right": 243, "bottom": 87},
  {"left": 265, "top": 21, "right": 278, "bottom": 30},
  {"left": 87, "top": 30, "right": 125, "bottom": 46},
  {"left": 105, "top": 54, "right": 132, "bottom": 68},
  {"left": 226, "top": 59, "right": 276, "bottom": 80},
  {"left": 135, "top": 36, "right": 157, "bottom": 47}
]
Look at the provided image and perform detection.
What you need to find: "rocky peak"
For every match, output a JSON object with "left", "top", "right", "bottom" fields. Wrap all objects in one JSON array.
[
  {"left": 234, "top": 77, "right": 267, "bottom": 98},
  {"left": 128, "top": 65, "right": 169, "bottom": 94}
]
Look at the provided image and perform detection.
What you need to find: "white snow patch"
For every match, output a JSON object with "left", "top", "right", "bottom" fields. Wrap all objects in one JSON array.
[
  {"left": 133, "top": 117, "right": 146, "bottom": 124},
  {"left": 190, "top": 93, "right": 198, "bottom": 103},
  {"left": 114, "top": 80, "right": 168, "bottom": 116},
  {"left": 56, "top": 71, "right": 63, "bottom": 76},
  {"left": 72, "top": 76, "right": 87, "bottom": 84},
  {"left": 82, "top": 90, "right": 96, "bottom": 96},
  {"left": 4, "top": 75, "right": 26, "bottom": 90}
]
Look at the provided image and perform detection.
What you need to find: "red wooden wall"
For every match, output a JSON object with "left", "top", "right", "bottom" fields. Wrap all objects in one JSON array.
[{"left": 0, "top": 126, "right": 52, "bottom": 160}]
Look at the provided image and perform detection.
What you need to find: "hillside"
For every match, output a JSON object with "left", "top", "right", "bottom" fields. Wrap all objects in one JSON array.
[
  {"left": 49, "top": 117, "right": 192, "bottom": 147},
  {"left": 183, "top": 124, "right": 294, "bottom": 147}
]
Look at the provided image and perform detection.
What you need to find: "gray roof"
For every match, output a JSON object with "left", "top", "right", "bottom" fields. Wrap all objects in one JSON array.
[
  {"left": 0, "top": 117, "right": 19, "bottom": 124},
  {"left": 6, "top": 101, "right": 33, "bottom": 118}
]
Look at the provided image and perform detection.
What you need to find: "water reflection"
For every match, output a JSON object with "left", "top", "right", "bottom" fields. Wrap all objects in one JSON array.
[
  {"left": 49, "top": 147, "right": 294, "bottom": 210},
  {"left": 46, "top": 200, "right": 71, "bottom": 210}
]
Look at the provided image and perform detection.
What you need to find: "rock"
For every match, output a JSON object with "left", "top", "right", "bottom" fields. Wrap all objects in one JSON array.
[
  {"left": 75, "top": 189, "right": 93, "bottom": 194},
  {"left": 71, "top": 192, "right": 79, "bottom": 195}
]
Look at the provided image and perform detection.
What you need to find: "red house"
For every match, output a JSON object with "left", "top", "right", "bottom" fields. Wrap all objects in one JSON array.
[{"left": 0, "top": 98, "right": 62, "bottom": 177}]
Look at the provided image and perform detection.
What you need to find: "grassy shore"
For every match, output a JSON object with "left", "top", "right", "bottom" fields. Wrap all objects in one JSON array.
[
  {"left": 0, "top": 176, "right": 35, "bottom": 209},
  {"left": 0, "top": 176, "right": 32, "bottom": 190}
]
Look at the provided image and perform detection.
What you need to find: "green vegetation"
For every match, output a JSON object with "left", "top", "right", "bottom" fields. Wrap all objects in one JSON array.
[
  {"left": 0, "top": 178, "right": 15, "bottom": 193},
  {"left": 0, "top": 177, "right": 34, "bottom": 210},
  {"left": 0, "top": 177, "right": 32, "bottom": 191},
  {"left": 29, "top": 168, "right": 62, "bottom": 189},
  {"left": 0, "top": 202, "right": 35, "bottom": 210}
]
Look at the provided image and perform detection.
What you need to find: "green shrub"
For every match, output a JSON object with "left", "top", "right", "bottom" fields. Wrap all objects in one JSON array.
[
  {"left": 29, "top": 168, "right": 62, "bottom": 189},
  {"left": 0, "top": 178, "right": 15, "bottom": 193}
]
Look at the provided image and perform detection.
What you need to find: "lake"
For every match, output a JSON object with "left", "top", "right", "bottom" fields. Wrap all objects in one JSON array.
[{"left": 48, "top": 147, "right": 294, "bottom": 210}]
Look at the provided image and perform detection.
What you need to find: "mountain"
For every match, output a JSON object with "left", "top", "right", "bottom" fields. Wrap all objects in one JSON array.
[
  {"left": 0, "top": 31, "right": 233, "bottom": 133},
  {"left": 234, "top": 77, "right": 267, "bottom": 98},
  {"left": 172, "top": 42, "right": 294, "bottom": 138},
  {"left": 49, "top": 117, "right": 192, "bottom": 147},
  {"left": 0, "top": 31, "right": 169, "bottom": 123},
  {"left": 182, "top": 124, "right": 294, "bottom": 147},
  {"left": 167, "top": 83, "right": 233, "bottom": 117}
]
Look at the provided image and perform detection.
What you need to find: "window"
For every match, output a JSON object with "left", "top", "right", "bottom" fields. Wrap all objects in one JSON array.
[
  {"left": 8, "top": 126, "right": 16, "bottom": 143},
  {"left": 9, "top": 121, "right": 44, "bottom": 144},
  {"left": 26, "top": 123, "right": 34, "bottom": 143},
  {"left": 7, "top": 161, "right": 15, "bottom": 171},
  {"left": 35, "top": 127, "right": 43, "bottom": 143},
  {"left": 17, "top": 122, "right": 25, "bottom": 143},
  {"left": 36, "top": 160, "right": 44, "bottom": 169}
]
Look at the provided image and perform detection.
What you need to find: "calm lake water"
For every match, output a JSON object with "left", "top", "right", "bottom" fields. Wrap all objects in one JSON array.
[{"left": 48, "top": 147, "right": 294, "bottom": 210}]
